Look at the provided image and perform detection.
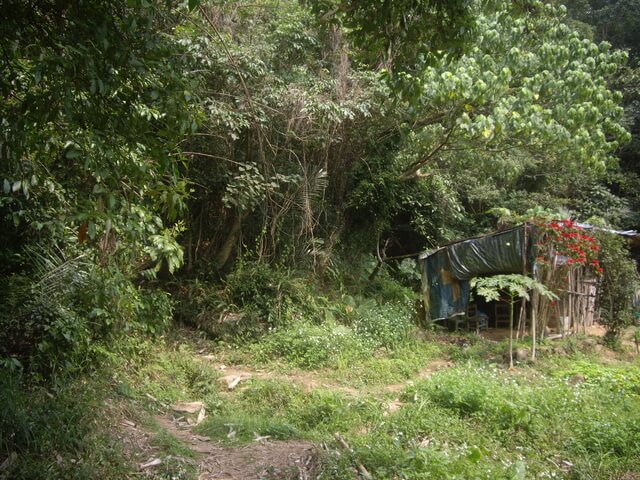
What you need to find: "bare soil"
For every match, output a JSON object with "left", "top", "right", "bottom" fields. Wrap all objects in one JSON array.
[
  {"left": 116, "top": 411, "right": 319, "bottom": 480},
  {"left": 155, "top": 415, "right": 319, "bottom": 480}
]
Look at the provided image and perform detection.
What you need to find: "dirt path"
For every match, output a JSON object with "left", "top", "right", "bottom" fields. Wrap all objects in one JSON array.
[
  {"left": 155, "top": 415, "right": 319, "bottom": 480},
  {"left": 208, "top": 358, "right": 453, "bottom": 396},
  {"left": 121, "top": 356, "right": 453, "bottom": 479}
]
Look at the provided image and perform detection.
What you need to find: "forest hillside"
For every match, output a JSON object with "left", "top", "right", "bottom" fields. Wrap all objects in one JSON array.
[{"left": 1, "top": 1, "right": 639, "bottom": 479}]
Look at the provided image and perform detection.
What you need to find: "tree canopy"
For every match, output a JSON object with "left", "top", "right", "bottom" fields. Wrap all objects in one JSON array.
[{"left": 0, "top": 0, "right": 637, "bottom": 373}]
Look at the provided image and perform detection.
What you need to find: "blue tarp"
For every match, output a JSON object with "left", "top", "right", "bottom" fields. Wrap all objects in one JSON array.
[{"left": 422, "top": 248, "right": 470, "bottom": 320}]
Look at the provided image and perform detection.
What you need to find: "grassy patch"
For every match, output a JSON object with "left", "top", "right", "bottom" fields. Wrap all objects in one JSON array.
[
  {"left": 196, "top": 378, "right": 385, "bottom": 444},
  {"left": 0, "top": 372, "right": 132, "bottom": 480},
  {"left": 327, "top": 340, "right": 442, "bottom": 387},
  {"left": 117, "top": 336, "right": 223, "bottom": 413},
  {"left": 319, "top": 360, "right": 640, "bottom": 479},
  {"left": 247, "top": 300, "right": 423, "bottom": 372}
]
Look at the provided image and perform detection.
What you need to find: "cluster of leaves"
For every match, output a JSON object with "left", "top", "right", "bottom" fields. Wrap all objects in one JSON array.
[
  {"left": 563, "top": 0, "right": 640, "bottom": 231},
  {"left": 308, "top": 0, "right": 475, "bottom": 73},
  {"left": 0, "top": 0, "right": 193, "bottom": 375},
  {"left": 0, "top": 255, "right": 174, "bottom": 376},
  {"left": 341, "top": 0, "right": 631, "bottom": 254}
]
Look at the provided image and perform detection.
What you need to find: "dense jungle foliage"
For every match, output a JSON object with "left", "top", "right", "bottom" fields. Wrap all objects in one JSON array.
[
  {"left": 1, "top": 0, "right": 637, "bottom": 369},
  {"left": 1, "top": 0, "right": 640, "bottom": 478}
]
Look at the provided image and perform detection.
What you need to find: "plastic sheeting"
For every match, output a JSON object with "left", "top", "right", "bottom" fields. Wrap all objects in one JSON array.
[
  {"left": 448, "top": 227, "right": 526, "bottom": 280},
  {"left": 421, "top": 225, "right": 530, "bottom": 321},
  {"left": 422, "top": 248, "right": 471, "bottom": 321}
]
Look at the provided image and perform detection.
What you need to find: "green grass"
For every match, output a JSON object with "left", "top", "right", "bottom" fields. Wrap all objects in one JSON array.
[
  {"left": 0, "top": 371, "right": 132, "bottom": 480},
  {"left": 326, "top": 340, "right": 443, "bottom": 387},
  {"left": 4, "top": 318, "right": 640, "bottom": 480},
  {"left": 195, "top": 378, "right": 385, "bottom": 444},
  {"left": 318, "top": 360, "right": 640, "bottom": 479}
]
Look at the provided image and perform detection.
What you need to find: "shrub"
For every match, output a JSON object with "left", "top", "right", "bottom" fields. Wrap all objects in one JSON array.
[
  {"left": 251, "top": 297, "right": 416, "bottom": 369},
  {"left": 0, "top": 259, "right": 174, "bottom": 377},
  {"left": 0, "top": 373, "right": 130, "bottom": 479},
  {"left": 136, "top": 289, "right": 174, "bottom": 335},
  {"left": 353, "top": 301, "right": 414, "bottom": 349},
  {"left": 255, "top": 321, "right": 368, "bottom": 368},
  {"left": 597, "top": 232, "right": 639, "bottom": 337},
  {"left": 177, "top": 261, "right": 330, "bottom": 340}
]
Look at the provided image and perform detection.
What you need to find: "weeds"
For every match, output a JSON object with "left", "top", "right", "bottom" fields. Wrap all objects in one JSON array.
[
  {"left": 196, "top": 378, "right": 385, "bottom": 445},
  {"left": 0, "top": 372, "right": 130, "bottom": 480},
  {"left": 250, "top": 299, "right": 418, "bottom": 370},
  {"left": 322, "top": 361, "right": 640, "bottom": 479}
]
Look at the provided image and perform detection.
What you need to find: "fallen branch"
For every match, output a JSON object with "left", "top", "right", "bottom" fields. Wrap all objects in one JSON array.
[{"left": 334, "top": 433, "right": 372, "bottom": 480}]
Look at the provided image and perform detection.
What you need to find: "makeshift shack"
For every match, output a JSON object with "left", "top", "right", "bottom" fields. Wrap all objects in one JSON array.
[
  {"left": 419, "top": 225, "right": 531, "bottom": 331},
  {"left": 419, "top": 223, "right": 638, "bottom": 335}
]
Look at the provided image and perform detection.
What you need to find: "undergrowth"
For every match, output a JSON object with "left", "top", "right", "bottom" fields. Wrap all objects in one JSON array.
[
  {"left": 0, "top": 370, "right": 131, "bottom": 479},
  {"left": 320, "top": 361, "right": 640, "bottom": 479},
  {"left": 4, "top": 257, "right": 639, "bottom": 480}
]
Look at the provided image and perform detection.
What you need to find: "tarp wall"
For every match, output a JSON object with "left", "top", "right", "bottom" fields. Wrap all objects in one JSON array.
[
  {"left": 421, "top": 226, "right": 530, "bottom": 321},
  {"left": 422, "top": 248, "right": 470, "bottom": 321},
  {"left": 448, "top": 227, "right": 526, "bottom": 279}
]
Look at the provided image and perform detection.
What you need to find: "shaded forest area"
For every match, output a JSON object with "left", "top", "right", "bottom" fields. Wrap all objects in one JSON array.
[{"left": 1, "top": 1, "right": 640, "bottom": 478}]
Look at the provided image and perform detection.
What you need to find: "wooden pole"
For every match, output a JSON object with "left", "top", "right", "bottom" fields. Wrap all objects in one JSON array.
[
  {"left": 568, "top": 272, "right": 574, "bottom": 334},
  {"left": 524, "top": 224, "right": 536, "bottom": 358},
  {"left": 509, "top": 297, "right": 514, "bottom": 369},
  {"left": 531, "top": 290, "right": 538, "bottom": 360}
]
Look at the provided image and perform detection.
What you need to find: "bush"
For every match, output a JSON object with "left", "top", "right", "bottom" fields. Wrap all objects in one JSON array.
[
  {"left": 365, "top": 269, "right": 418, "bottom": 304},
  {"left": 251, "top": 298, "right": 415, "bottom": 369},
  {"left": 597, "top": 232, "right": 639, "bottom": 337},
  {"left": 0, "top": 260, "right": 174, "bottom": 377},
  {"left": 254, "top": 320, "right": 368, "bottom": 368},
  {"left": 353, "top": 301, "right": 415, "bottom": 349},
  {"left": 175, "top": 261, "right": 329, "bottom": 340}
]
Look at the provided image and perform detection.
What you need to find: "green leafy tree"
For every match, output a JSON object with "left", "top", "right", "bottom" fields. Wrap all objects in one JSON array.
[
  {"left": 0, "top": 0, "right": 195, "bottom": 372},
  {"left": 307, "top": 0, "right": 475, "bottom": 73},
  {"left": 562, "top": 0, "right": 640, "bottom": 231},
  {"left": 394, "top": 0, "right": 629, "bottom": 181},
  {"left": 342, "top": 0, "right": 630, "bottom": 253},
  {"left": 0, "top": 0, "right": 195, "bottom": 272}
]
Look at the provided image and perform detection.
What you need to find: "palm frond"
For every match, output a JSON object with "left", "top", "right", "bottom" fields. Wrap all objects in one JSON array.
[{"left": 24, "top": 245, "right": 91, "bottom": 303}]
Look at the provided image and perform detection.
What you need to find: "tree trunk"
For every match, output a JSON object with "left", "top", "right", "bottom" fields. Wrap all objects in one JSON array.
[{"left": 215, "top": 212, "right": 243, "bottom": 270}]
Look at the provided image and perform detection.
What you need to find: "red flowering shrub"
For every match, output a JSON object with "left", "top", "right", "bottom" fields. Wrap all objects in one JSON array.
[{"left": 534, "top": 219, "right": 603, "bottom": 275}]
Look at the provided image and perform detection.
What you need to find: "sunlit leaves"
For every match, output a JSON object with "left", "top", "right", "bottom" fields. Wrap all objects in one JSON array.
[
  {"left": 396, "top": 0, "right": 629, "bottom": 181},
  {"left": 471, "top": 274, "right": 557, "bottom": 303}
]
